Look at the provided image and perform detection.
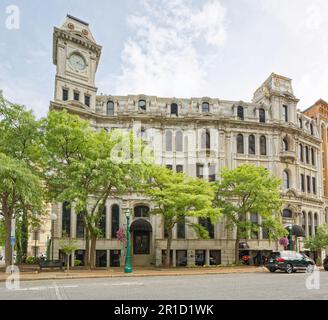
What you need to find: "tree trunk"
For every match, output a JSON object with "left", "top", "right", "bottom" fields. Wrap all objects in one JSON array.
[
  {"left": 67, "top": 254, "right": 70, "bottom": 272},
  {"left": 4, "top": 214, "right": 12, "bottom": 268},
  {"left": 90, "top": 234, "right": 97, "bottom": 269},
  {"left": 84, "top": 215, "right": 90, "bottom": 268},
  {"left": 165, "top": 229, "right": 173, "bottom": 267},
  {"left": 21, "top": 210, "right": 28, "bottom": 262},
  {"left": 235, "top": 228, "right": 240, "bottom": 264}
]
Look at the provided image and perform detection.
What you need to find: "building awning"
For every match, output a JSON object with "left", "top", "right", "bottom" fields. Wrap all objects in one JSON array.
[
  {"left": 287, "top": 225, "right": 306, "bottom": 237},
  {"left": 130, "top": 218, "right": 152, "bottom": 232}
]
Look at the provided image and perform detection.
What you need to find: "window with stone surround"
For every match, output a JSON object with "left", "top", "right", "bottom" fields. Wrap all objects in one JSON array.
[
  {"left": 237, "top": 134, "right": 244, "bottom": 154},
  {"left": 62, "top": 88, "right": 69, "bottom": 101},
  {"left": 299, "top": 144, "right": 304, "bottom": 162},
  {"left": 138, "top": 100, "right": 146, "bottom": 111},
  {"left": 260, "top": 136, "right": 267, "bottom": 155},
  {"left": 171, "top": 103, "right": 178, "bottom": 116},
  {"left": 237, "top": 106, "right": 244, "bottom": 120},
  {"left": 259, "top": 108, "right": 266, "bottom": 123},
  {"left": 248, "top": 135, "right": 256, "bottom": 155},
  {"left": 111, "top": 205, "right": 120, "bottom": 239},
  {"left": 165, "top": 131, "right": 173, "bottom": 151},
  {"left": 175, "top": 131, "right": 183, "bottom": 152},
  {"left": 283, "top": 170, "right": 290, "bottom": 190},
  {"left": 107, "top": 101, "right": 114, "bottom": 116},
  {"left": 202, "top": 102, "right": 210, "bottom": 113}
]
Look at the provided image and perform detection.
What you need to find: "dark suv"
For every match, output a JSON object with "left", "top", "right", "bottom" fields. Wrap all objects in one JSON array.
[{"left": 265, "top": 251, "right": 315, "bottom": 274}]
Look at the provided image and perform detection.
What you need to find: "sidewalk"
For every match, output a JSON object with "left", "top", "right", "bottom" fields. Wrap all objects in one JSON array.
[{"left": 0, "top": 265, "right": 267, "bottom": 282}]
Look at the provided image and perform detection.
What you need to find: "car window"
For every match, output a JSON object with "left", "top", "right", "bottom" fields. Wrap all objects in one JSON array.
[
  {"left": 270, "top": 252, "right": 280, "bottom": 259},
  {"left": 295, "top": 253, "right": 303, "bottom": 259}
]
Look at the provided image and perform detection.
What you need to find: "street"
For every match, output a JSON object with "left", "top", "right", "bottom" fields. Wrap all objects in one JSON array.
[{"left": 0, "top": 271, "right": 327, "bottom": 300}]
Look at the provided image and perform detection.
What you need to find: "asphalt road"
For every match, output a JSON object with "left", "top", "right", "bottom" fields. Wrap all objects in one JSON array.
[{"left": 0, "top": 271, "right": 327, "bottom": 300}]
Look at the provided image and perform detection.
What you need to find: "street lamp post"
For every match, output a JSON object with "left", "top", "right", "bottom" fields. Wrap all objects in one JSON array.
[
  {"left": 50, "top": 213, "right": 57, "bottom": 261},
  {"left": 124, "top": 208, "right": 132, "bottom": 273}
]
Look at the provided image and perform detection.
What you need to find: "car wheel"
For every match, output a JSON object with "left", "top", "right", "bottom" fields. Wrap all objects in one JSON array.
[
  {"left": 286, "top": 264, "right": 293, "bottom": 274},
  {"left": 306, "top": 265, "right": 314, "bottom": 273},
  {"left": 269, "top": 268, "right": 276, "bottom": 273}
]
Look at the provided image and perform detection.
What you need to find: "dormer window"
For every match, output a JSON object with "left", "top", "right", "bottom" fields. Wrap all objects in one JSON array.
[
  {"left": 299, "top": 118, "right": 303, "bottom": 129},
  {"left": 202, "top": 102, "right": 210, "bottom": 113},
  {"left": 237, "top": 106, "right": 244, "bottom": 120},
  {"left": 283, "top": 137, "right": 289, "bottom": 151},
  {"left": 107, "top": 101, "right": 114, "bottom": 116},
  {"left": 171, "top": 103, "right": 178, "bottom": 116},
  {"left": 138, "top": 100, "right": 146, "bottom": 111}
]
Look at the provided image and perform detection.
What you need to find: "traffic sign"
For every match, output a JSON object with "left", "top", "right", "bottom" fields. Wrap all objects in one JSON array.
[{"left": 10, "top": 236, "right": 15, "bottom": 246}]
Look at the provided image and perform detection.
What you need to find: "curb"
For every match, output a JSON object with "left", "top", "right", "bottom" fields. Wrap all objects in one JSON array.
[{"left": 0, "top": 268, "right": 266, "bottom": 283}]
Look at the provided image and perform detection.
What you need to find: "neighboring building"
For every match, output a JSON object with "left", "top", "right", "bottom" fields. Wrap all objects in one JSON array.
[{"left": 49, "top": 15, "right": 326, "bottom": 267}]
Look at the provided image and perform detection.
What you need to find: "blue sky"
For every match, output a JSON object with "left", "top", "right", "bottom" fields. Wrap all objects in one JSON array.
[{"left": 0, "top": 0, "right": 328, "bottom": 117}]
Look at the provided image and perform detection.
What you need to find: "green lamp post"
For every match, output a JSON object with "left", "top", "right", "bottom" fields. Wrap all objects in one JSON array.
[{"left": 124, "top": 207, "right": 132, "bottom": 273}]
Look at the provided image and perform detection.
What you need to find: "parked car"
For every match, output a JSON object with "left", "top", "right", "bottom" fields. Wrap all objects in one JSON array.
[
  {"left": 265, "top": 251, "right": 315, "bottom": 274},
  {"left": 323, "top": 256, "right": 328, "bottom": 271}
]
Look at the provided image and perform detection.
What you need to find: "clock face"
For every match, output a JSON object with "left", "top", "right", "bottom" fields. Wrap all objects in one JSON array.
[{"left": 69, "top": 54, "right": 86, "bottom": 71}]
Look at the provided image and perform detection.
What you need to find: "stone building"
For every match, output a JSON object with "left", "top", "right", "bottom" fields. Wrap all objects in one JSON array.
[{"left": 49, "top": 15, "right": 326, "bottom": 267}]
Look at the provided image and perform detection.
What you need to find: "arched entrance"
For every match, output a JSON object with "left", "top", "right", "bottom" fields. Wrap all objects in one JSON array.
[{"left": 130, "top": 218, "right": 152, "bottom": 265}]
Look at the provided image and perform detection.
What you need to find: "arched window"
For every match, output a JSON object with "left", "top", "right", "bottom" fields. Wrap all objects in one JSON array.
[
  {"left": 299, "top": 144, "right": 304, "bottom": 162},
  {"left": 62, "top": 201, "right": 71, "bottom": 237},
  {"left": 310, "top": 123, "right": 314, "bottom": 135},
  {"left": 199, "top": 217, "right": 214, "bottom": 239},
  {"left": 301, "top": 211, "right": 306, "bottom": 232},
  {"left": 308, "top": 213, "right": 313, "bottom": 236},
  {"left": 237, "top": 134, "right": 244, "bottom": 154},
  {"left": 175, "top": 131, "right": 183, "bottom": 152},
  {"left": 282, "top": 209, "right": 292, "bottom": 218},
  {"left": 166, "top": 131, "right": 173, "bottom": 151},
  {"left": 283, "top": 137, "right": 289, "bottom": 151},
  {"left": 201, "top": 130, "right": 210, "bottom": 150},
  {"left": 111, "top": 205, "right": 120, "bottom": 239},
  {"left": 299, "top": 118, "right": 303, "bottom": 128},
  {"left": 311, "top": 148, "right": 315, "bottom": 166},
  {"left": 99, "top": 206, "right": 106, "bottom": 238},
  {"left": 202, "top": 102, "right": 210, "bottom": 113},
  {"left": 259, "top": 108, "right": 265, "bottom": 123},
  {"left": 138, "top": 99, "right": 146, "bottom": 111},
  {"left": 248, "top": 135, "right": 256, "bottom": 155},
  {"left": 305, "top": 146, "right": 309, "bottom": 164},
  {"left": 237, "top": 106, "right": 244, "bottom": 120},
  {"left": 107, "top": 101, "right": 114, "bottom": 116},
  {"left": 314, "top": 213, "right": 318, "bottom": 235},
  {"left": 171, "top": 103, "right": 178, "bottom": 116},
  {"left": 134, "top": 205, "right": 150, "bottom": 218},
  {"left": 260, "top": 136, "right": 267, "bottom": 155},
  {"left": 283, "top": 170, "right": 290, "bottom": 190}
]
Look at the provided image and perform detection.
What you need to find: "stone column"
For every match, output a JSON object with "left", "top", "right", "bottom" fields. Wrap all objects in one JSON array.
[
  {"left": 106, "top": 202, "right": 110, "bottom": 239},
  {"left": 187, "top": 249, "right": 195, "bottom": 267},
  {"left": 305, "top": 212, "right": 309, "bottom": 238},
  {"left": 107, "top": 249, "right": 110, "bottom": 268},
  {"left": 172, "top": 250, "right": 176, "bottom": 267},
  {"left": 155, "top": 247, "right": 162, "bottom": 267},
  {"left": 311, "top": 213, "right": 315, "bottom": 237},
  {"left": 205, "top": 250, "right": 210, "bottom": 266},
  {"left": 71, "top": 206, "right": 76, "bottom": 239}
]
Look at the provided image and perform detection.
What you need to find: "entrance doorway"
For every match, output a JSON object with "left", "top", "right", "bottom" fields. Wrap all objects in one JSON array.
[{"left": 133, "top": 231, "right": 150, "bottom": 254}]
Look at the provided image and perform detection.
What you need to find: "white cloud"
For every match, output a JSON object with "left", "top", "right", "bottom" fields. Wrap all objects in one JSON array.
[{"left": 111, "top": 0, "right": 227, "bottom": 97}]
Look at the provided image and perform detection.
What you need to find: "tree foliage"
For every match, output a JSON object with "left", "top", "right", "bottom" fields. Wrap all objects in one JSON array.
[
  {"left": 304, "top": 224, "right": 328, "bottom": 252},
  {"left": 146, "top": 166, "right": 221, "bottom": 266},
  {"left": 216, "top": 164, "right": 286, "bottom": 263}
]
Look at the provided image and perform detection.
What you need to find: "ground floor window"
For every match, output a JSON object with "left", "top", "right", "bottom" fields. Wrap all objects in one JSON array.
[
  {"left": 96, "top": 250, "right": 107, "bottom": 267},
  {"left": 210, "top": 250, "right": 221, "bottom": 265},
  {"left": 110, "top": 250, "right": 121, "bottom": 267},
  {"left": 75, "top": 250, "right": 85, "bottom": 266},
  {"left": 195, "top": 250, "right": 206, "bottom": 266},
  {"left": 176, "top": 250, "right": 187, "bottom": 266}
]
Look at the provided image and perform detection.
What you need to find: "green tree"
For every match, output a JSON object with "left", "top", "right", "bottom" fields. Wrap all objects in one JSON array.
[
  {"left": 44, "top": 110, "right": 152, "bottom": 268},
  {"left": 0, "top": 94, "right": 45, "bottom": 267},
  {"left": 146, "top": 166, "right": 221, "bottom": 267},
  {"left": 59, "top": 238, "right": 78, "bottom": 272},
  {"left": 216, "top": 164, "right": 286, "bottom": 263},
  {"left": 304, "top": 224, "right": 328, "bottom": 259}
]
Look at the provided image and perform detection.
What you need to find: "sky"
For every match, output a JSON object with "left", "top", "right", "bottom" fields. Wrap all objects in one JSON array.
[{"left": 0, "top": 0, "right": 328, "bottom": 118}]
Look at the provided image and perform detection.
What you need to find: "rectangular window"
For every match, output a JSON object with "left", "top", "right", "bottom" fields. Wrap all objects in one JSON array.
[
  {"left": 176, "top": 250, "right": 187, "bottom": 266},
  {"left": 110, "top": 250, "right": 121, "bottom": 267},
  {"left": 96, "top": 250, "right": 107, "bottom": 268},
  {"left": 300, "top": 174, "right": 305, "bottom": 192},
  {"left": 62, "top": 88, "right": 69, "bottom": 101},
  {"left": 177, "top": 217, "right": 185, "bottom": 239},
  {"left": 84, "top": 95, "right": 90, "bottom": 107},
  {"left": 74, "top": 91, "right": 80, "bottom": 101},
  {"left": 166, "top": 164, "right": 173, "bottom": 170},
  {"left": 209, "top": 165, "right": 216, "bottom": 182},
  {"left": 312, "top": 177, "right": 316, "bottom": 194},
  {"left": 262, "top": 228, "right": 269, "bottom": 239},
  {"left": 210, "top": 250, "right": 221, "bottom": 265},
  {"left": 250, "top": 213, "right": 259, "bottom": 239},
  {"left": 307, "top": 176, "right": 311, "bottom": 193},
  {"left": 196, "top": 164, "right": 204, "bottom": 178},
  {"left": 62, "top": 202, "right": 71, "bottom": 237},
  {"left": 99, "top": 206, "right": 106, "bottom": 238},
  {"left": 283, "top": 105, "right": 288, "bottom": 122},
  {"left": 176, "top": 165, "right": 183, "bottom": 173}
]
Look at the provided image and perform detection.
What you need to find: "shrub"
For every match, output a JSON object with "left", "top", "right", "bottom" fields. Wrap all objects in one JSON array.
[
  {"left": 26, "top": 256, "right": 40, "bottom": 265},
  {"left": 74, "top": 259, "right": 82, "bottom": 267}
]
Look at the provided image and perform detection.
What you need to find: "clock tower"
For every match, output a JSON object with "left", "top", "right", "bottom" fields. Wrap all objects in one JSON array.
[{"left": 51, "top": 15, "right": 102, "bottom": 112}]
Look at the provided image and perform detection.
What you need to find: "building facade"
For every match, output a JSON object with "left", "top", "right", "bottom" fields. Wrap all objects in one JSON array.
[{"left": 49, "top": 15, "right": 327, "bottom": 267}]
